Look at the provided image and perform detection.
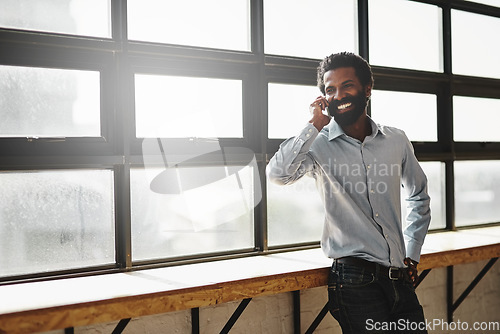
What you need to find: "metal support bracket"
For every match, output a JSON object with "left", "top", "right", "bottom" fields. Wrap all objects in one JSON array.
[
  {"left": 305, "top": 302, "right": 329, "bottom": 334},
  {"left": 219, "top": 298, "right": 252, "bottom": 334},
  {"left": 292, "top": 290, "right": 301, "bottom": 334},
  {"left": 448, "top": 257, "right": 498, "bottom": 321},
  {"left": 111, "top": 318, "right": 131, "bottom": 334},
  {"left": 192, "top": 308, "right": 200, "bottom": 334}
]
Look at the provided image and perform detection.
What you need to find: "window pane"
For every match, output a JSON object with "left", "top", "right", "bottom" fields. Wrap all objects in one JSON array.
[
  {"left": 455, "top": 161, "right": 500, "bottom": 227},
  {"left": 268, "top": 83, "right": 320, "bottom": 138},
  {"left": 401, "top": 162, "right": 445, "bottom": 230},
  {"left": 135, "top": 75, "right": 243, "bottom": 138},
  {"left": 131, "top": 165, "right": 256, "bottom": 261},
  {"left": 0, "top": 65, "right": 101, "bottom": 138},
  {"left": 127, "top": 0, "right": 250, "bottom": 51},
  {"left": 0, "top": 170, "right": 115, "bottom": 277},
  {"left": 0, "top": 0, "right": 111, "bottom": 37},
  {"left": 465, "top": 0, "right": 500, "bottom": 8},
  {"left": 453, "top": 96, "right": 500, "bottom": 142},
  {"left": 264, "top": 0, "right": 357, "bottom": 59},
  {"left": 267, "top": 176, "right": 324, "bottom": 246},
  {"left": 370, "top": 90, "right": 437, "bottom": 142},
  {"left": 452, "top": 10, "right": 500, "bottom": 79},
  {"left": 369, "top": 0, "right": 442, "bottom": 72}
]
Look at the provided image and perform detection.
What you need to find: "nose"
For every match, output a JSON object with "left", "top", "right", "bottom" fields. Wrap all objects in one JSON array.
[{"left": 332, "top": 88, "right": 345, "bottom": 102}]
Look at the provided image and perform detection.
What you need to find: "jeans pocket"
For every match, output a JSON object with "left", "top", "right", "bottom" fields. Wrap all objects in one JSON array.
[{"left": 339, "top": 265, "right": 376, "bottom": 288}]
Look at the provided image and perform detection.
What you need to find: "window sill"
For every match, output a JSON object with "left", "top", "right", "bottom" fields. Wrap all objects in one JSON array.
[{"left": 0, "top": 226, "right": 499, "bottom": 334}]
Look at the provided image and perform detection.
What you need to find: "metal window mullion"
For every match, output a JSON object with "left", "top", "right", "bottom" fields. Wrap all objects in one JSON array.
[
  {"left": 111, "top": 0, "right": 127, "bottom": 42},
  {"left": 115, "top": 164, "right": 132, "bottom": 269},
  {"left": 439, "top": 2, "right": 455, "bottom": 231},
  {"left": 251, "top": 0, "right": 269, "bottom": 253},
  {"left": 445, "top": 159, "right": 456, "bottom": 231},
  {"left": 358, "top": 0, "right": 369, "bottom": 61}
]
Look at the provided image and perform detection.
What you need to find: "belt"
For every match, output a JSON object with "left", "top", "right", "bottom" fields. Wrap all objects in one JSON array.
[{"left": 334, "top": 257, "right": 408, "bottom": 281}]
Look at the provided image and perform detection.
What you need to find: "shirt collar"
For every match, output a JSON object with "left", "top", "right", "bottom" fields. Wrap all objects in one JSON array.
[{"left": 327, "top": 115, "right": 386, "bottom": 141}]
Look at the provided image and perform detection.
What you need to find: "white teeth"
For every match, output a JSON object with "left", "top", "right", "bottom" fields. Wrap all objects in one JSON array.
[{"left": 338, "top": 102, "right": 352, "bottom": 110}]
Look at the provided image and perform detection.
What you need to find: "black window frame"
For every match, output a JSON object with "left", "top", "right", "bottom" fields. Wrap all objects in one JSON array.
[{"left": 1, "top": 0, "right": 500, "bottom": 284}]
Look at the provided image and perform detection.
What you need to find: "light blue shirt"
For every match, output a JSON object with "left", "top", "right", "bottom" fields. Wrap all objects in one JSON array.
[{"left": 266, "top": 117, "right": 431, "bottom": 267}]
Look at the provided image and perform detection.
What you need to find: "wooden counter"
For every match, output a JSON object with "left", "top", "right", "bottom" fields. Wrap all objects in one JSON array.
[{"left": 0, "top": 226, "right": 499, "bottom": 334}]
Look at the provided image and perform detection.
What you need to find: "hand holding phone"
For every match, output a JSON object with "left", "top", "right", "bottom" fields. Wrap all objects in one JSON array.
[{"left": 309, "top": 96, "right": 331, "bottom": 131}]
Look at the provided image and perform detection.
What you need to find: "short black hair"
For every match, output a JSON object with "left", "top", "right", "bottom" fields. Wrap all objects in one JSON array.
[{"left": 317, "top": 52, "right": 374, "bottom": 95}]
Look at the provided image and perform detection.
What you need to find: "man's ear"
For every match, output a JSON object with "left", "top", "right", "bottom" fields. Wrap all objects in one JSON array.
[{"left": 365, "top": 84, "right": 372, "bottom": 100}]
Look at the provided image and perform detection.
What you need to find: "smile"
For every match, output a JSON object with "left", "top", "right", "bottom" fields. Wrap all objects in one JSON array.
[{"left": 337, "top": 102, "right": 352, "bottom": 113}]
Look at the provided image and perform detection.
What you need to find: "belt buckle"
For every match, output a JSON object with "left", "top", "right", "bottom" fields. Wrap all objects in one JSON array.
[{"left": 388, "top": 267, "right": 399, "bottom": 280}]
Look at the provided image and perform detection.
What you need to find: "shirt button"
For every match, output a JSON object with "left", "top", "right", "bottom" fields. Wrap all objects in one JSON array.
[
  {"left": 385, "top": 234, "right": 389, "bottom": 238},
  {"left": 306, "top": 134, "right": 310, "bottom": 138},
  {"left": 370, "top": 189, "right": 375, "bottom": 194},
  {"left": 308, "top": 128, "right": 313, "bottom": 132},
  {"left": 367, "top": 165, "right": 371, "bottom": 169},
  {"left": 375, "top": 213, "right": 379, "bottom": 217},
  {"left": 293, "top": 151, "right": 297, "bottom": 154}
]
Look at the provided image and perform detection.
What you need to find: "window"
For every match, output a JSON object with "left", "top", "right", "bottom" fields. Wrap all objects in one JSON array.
[
  {"left": 369, "top": 0, "right": 443, "bottom": 72},
  {"left": 0, "top": 0, "right": 111, "bottom": 37},
  {"left": 465, "top": 0, "right": 500, "bottom": 8},
  {"left": 131, "top": 165, "right": 256, "bottom": 261},
  {"left": 135, "top": 75, "right": 243, "bottom": 138},
  {"left": 455, "top": 161, "right": 500, "bottom": 227},
  {"left": 268, "top": 83, "right": 320, "bottom": 139},
  {"left": 2, "top": 0, "right": 499, "bottom": 283},
  {"left": 370, "top": 90, "right": 437, "bottom": 142},
  {"left": 264, "top": 0, "right": 357, "bottom": 59},
  {"left": 127, "top": 0, "right": 251, "bottom": 51},
  {"left": 451, "top": 10, "right": 500, "bottom": 79},
  {"left": 0, "top": 170, "right": 115, "bottom": 278},
  {"left": 267, "top": 176, "right": 324, "bottom": 246},
  {"left": 0, "top": 65, "right": 101, "bottom": 138},
  {"left": 453, "top": 96, "right": 500, "bottom": 142}
]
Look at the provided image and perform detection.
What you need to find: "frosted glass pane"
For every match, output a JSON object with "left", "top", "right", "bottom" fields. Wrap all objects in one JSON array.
[
  {"left": 131, "top": 166, "right": 255, "bottom": 261},
  {"left": 0, "top": 170, "right": 115, "bottom": 277},
  {"left": 453, "top": 96, "right": 500, "bottom": 142},
  {"left": 267, "top": 176, "right": 324, "bottom": 246},
  {"left": 268, "top": 83, "right": 320, "bottom": 138},
  {"left": 370, "top": 90, "right": 437, "bottom": 142},
  {"left": 465, "top": 0, "right": 500, "bottom": 7},
  {"left": 135, "top": 75, "right": 243, "bottom": 138},
  {"left": 452, "top": 10, "right": 500, "bottom": 79},
  {"left": 0, "top": 65, "right": 101, "bottom": 137},
  {"left": 369, "top": 0, "right": 442, "bottom": 72},
  {"left": 264, "top": 0, "right": 357, "bottom": 59},
  {"left": 455, "top": 161, "right": 500, "bottom": 227},
  {"left": 0, "top": 0, "right": 111, "bottom": 37},
  {"left": 128, "top": 0, "right": 250, "bottom": 51}
]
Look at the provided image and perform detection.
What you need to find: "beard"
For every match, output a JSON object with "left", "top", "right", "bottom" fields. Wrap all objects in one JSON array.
[{"left": 327, "top": 91, "right": 368, "bottom": 127}]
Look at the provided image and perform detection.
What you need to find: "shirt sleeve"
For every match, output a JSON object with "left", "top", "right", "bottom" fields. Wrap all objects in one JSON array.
[
  {"left": 266, "top": 123, "right": 319, "bottom": 185},
  {"left": 401, "top": 134, "right": 431, "bottom": 262}
]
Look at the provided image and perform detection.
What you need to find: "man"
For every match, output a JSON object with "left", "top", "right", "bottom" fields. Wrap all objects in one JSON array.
[{"left": 266, "top": 52, "right": 430, "bottom": 333}]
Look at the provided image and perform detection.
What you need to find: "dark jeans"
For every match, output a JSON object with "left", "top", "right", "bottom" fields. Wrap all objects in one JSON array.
[{"left": 328, "top": 262, "right": 428, "bottom": 334}]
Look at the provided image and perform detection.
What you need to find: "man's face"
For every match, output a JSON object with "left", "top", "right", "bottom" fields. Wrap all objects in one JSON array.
[{"left": 323, "top": 67, "right": 371, "bottom": 127}]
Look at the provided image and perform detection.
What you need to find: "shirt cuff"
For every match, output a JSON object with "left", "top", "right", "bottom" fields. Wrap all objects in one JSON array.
[{"left": 406, "top": 239, "right": 423, "bottom": 263}]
